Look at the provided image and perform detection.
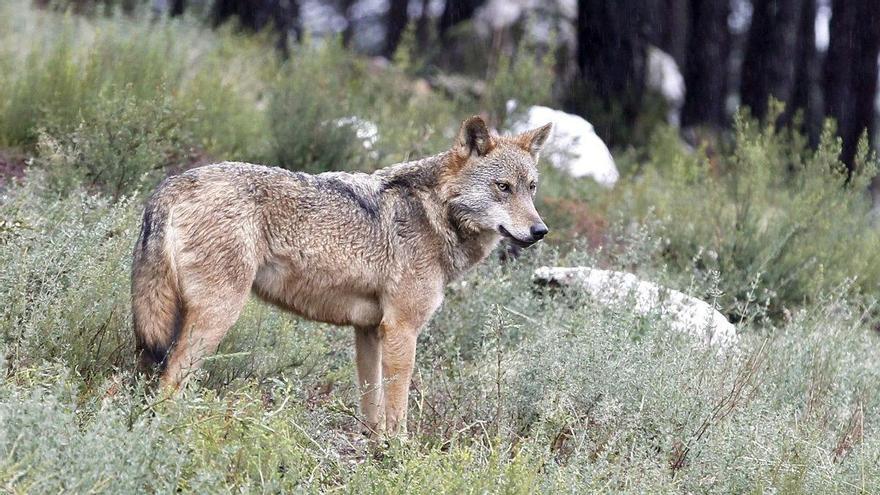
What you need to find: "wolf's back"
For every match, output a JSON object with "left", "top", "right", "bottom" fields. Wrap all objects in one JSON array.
[{"left": 131, "top": 193, "right": 182, "bottom": 371}]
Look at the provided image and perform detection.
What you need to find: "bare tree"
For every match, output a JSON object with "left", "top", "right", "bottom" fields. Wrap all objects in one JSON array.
[
  {"left": 681, "top": 0, "right": 731, "bottom": 129},
  {"left": 384, "top": 0, "right": 410, "bottom": 57},
  {"left": 438, "top": 0, "right": 485, "bottom": 39},
  {"left": 823, "top": 0, "right": 880, "bottom": 169},
  {"left": 740, "top": 0, "right": 805, "bottom": 120}
]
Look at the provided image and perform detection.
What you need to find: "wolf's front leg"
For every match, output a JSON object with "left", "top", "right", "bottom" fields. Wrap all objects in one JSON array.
[
  {"left": 379, "top": 322, "right": 418, "bottom": 436},
  {"left": 354, "top": 326, "right": 385, "bottom": 438}
]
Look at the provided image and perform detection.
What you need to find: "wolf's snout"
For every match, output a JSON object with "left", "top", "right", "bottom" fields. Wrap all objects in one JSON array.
[{"left": 530, "top": 223, "right": 548, "bottom": 240}]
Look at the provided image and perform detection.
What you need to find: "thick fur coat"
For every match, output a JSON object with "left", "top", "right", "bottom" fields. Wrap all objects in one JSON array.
[{"left": 131, "top": 116, "right": 551, "bottom": 435}]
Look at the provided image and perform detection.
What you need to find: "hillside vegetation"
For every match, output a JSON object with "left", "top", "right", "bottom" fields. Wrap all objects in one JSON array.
[{"left": 1, "top": 2, "right": 880, "bottom": 493}]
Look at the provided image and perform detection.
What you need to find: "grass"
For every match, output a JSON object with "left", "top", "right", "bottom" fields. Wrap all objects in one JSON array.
[{"left": 1, "top": 1, "right": 880, "bottom": 493}]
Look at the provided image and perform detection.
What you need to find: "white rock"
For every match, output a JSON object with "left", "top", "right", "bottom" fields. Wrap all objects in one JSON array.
[
  {"left": 646, "top": 46, "right": 685, "bottom": 126},
  {"left": 534, "top": 266, "right": 738, "bottom": 348},
  {"left": 332, "top": 116, "right": 379, "bottom": 150},
  {"left": 507, "top": 101, "right": 619, "bottom": 187},
  {"left": 476, "top": 0, "right": 530, "bottom": 32},
  {"left": 646, "top": 46, "right": 685, "bottom": 106}
]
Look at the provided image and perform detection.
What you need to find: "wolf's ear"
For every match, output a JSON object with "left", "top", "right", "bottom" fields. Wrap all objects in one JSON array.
[
  {"left": 456, "top": 116, "right": 494, "bottom": 158},
  {"left": 516, "top": 122, "right": 553, "bottom": 160}
]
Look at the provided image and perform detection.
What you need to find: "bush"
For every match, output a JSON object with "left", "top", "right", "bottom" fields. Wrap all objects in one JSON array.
[
  {"left": 0, "top": 184, "right": 139, "bottom": 382},
  {"left": 266, "top": 40, "right": 370, "bottom": 173},
  {"left": 613, "top": 108, "right": 880, "bottom": 321},
  {"left": 0, "top": 1, "right": 272, "bottom": 165},
  {"left": 1, "top": 192, "right": 879, "bottom": 492},
  {"left": 36, "top": 90, "right": 189, "bottom": 198}
]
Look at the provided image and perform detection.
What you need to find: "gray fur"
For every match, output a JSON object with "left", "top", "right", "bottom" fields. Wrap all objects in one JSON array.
[{"left": 131, "top": 116, "right": 552, "bottom": 436}]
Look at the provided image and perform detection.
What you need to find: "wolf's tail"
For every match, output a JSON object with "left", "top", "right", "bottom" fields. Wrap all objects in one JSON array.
[{"left": 131, "top": 200, "right": 183, "bottom": 372}]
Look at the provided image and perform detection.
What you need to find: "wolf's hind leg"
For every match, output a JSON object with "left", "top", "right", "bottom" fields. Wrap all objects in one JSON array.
[
  {"left": 160, "top": 290, "right": 249, "bottom": 392},
  {"left": 355, "top": 326, "right": 385, "bottom": 438}
]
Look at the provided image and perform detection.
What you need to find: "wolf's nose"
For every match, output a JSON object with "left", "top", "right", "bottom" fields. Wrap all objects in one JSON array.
[{"left": 530, "top": 223, "right": 549, "bottom": 240}]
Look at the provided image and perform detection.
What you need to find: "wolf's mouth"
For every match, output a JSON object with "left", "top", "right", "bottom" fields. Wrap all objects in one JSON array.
[{"left": 498, "top": 225, "right": 537, "bottom": 248}]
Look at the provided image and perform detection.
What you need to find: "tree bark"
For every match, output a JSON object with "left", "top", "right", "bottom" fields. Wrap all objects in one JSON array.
[
  {"left": 212, "top": 0, "right": 300, "bottom": 57},
  {"left": 576, "top": 0, "right": 654, "bottom": 136},
  {"left": 659, "top": 0, "right": 690, "bottom": 68},
  {"left": 384, "top": 0, "right": 410, "bottom": 58},
  {"left": 823, "top": 1, "right": 880, "bottom": 169},
  {"left": 740, "top": 0, "right": 804, "bottom": 120},
  {"left": 438, "top": 0, "right": 485, "bottom": 39},
  {"left": 784, "top": 0, "right": 820, "bottom": 143},
  {"left": 681, "top": 0, "right": 731, "bottom": 129},
  {"left": 169, "top": 0, "right": 185, "bottom": 17}
]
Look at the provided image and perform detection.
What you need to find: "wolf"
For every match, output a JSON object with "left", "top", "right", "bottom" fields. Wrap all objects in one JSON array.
[{"left": 131, "top": 116, "right": 551, "bottom": 436}]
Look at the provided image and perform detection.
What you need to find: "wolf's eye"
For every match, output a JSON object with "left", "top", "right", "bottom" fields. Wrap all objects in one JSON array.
[
  {"left": 496, "top": 182, "right": 511, "bottom": 193},
  {"left": 529, "top": 181, "right": 537, "bottom": 192}
]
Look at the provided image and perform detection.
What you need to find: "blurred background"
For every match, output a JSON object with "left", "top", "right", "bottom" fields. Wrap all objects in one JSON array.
[
  {"left": 9, "top": 0, "right": 880, "bottom": 159},
  {"left": 25, "top": 0, "right": 880, "bottom": 164}
]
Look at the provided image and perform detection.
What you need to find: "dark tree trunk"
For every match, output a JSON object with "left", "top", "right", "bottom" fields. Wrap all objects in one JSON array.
[
  {"left": 659, "top": 0, "right": 690, "bottom": 67},
  {"left": 212, "top": 0, "right": 300, "bottom": 57},
  {"left": 740, "top": 0, "right": 804, "bottom": 120},
  {"left": 783, "top": 0, "right": 821, "bottom": 143},
  {"left": 169, "top": 0, "right": 185, "bottom": 17},
  {"left": 415, "top": 0, "right": 432, "bottom": 48},
  {"left": 576, "top": 0, "right": 654, "bottom": 138},
  {"left": 681, "top": 0, "right": 731, "bottom": 129},
  {"left": 823, "top": 0, "right": 880, "bottom": 169},
  {"left": 339, "top": 0, "right": 356, "bottom": 47},
  {"left": 384, "top": 0, "right": 410, "bottom": 58},
  {"left": 438, "top": 0, "right": 485, "bottom": 39}
]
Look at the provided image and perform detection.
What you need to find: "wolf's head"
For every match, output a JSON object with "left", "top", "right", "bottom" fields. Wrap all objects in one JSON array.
[{"left": 443, "top": 116, "right": 552, "bottom": 247}]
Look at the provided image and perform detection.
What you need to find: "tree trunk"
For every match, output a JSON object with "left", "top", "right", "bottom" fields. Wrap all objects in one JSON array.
[
  {"left": 212, "top": 0, "right": 300, "bottom": 57},
  {"left": 659, "top": 0, "right": 690, "bottom": 67},
  {"left": 384, "top": 0, "right": 410, "bottom": 58},
  {"left": 169, "top": 0, "right": 185, "bottom": 17},
  {"left": 576, "top": 0, "right": 653, "bottom": 138},
  {"left": 784, "top": 0, "right": 821, "bottom": 143},
  {"left": 823, "top": 1, "right": 880, "bottom": 169},
  {"left": 415, "top": 0, "right": 432, "bottom": 48},
  {"left": 438, "top": 0, "right": 485, "bottom": 39},
  {"left": 681, "top": 0, "right": 731, "bottom": 129},
  {"left": 740, "top": 0, "right": 804, "bottom": 120}
]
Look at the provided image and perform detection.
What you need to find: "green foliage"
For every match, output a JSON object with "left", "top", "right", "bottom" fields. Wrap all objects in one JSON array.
[
  {"left": 0, "top": 2, "right": 270, "bottom": 163},
  {"left": 484, "top": 41, "right": 556, "bottom": 126},
  {"left": 37, "top": 90, "right": 188, "bottom": 198},
  {"left": 266, "top": 39, "right": 369, "bottom": 173},
  {"left": 1, "top": 191, "right": 879, "bottom": 492},
  {"left": 0, "top": 184, "right": 139, "bottom": 382},
  {"left": 614, "top": 109, "right": 880, "bottom": 321}
]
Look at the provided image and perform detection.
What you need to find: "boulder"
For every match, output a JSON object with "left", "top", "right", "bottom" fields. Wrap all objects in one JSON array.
[
  {"left": 507, "top": 102, "right": 619, "bottom": 187},
  {"left": 534, "top": 266, "right": 737, "bottom": 348}
]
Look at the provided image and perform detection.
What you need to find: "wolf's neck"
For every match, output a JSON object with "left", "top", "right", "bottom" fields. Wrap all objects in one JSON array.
[
  {"left": 443, "top": 227, "right": 500, "bottom": 281},
  {"left": 377, "top": 150, "right": 499, "bottom": 280},
  {"left": 374, "top": 151, "right": 449, "bottom": 188}
]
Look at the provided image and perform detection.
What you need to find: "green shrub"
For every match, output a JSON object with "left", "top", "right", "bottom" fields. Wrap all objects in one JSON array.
[
  {"left": 266, "top": 40, "right": 369, "bottom": 173},
  {"left": 0, "top": 185, "right": 139, "bottom": 383},
  {"left": 614, "top": 108, "right": 880, "bottom": 321},
  {"left": 36, "top": 89, "right": 189, "bottom": 198},
  {"left": 0, "top": 0, "right": 272, "bottom": 165},
  {"left": 484, "top": 40, "right": 556, "bottom": 127}
]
